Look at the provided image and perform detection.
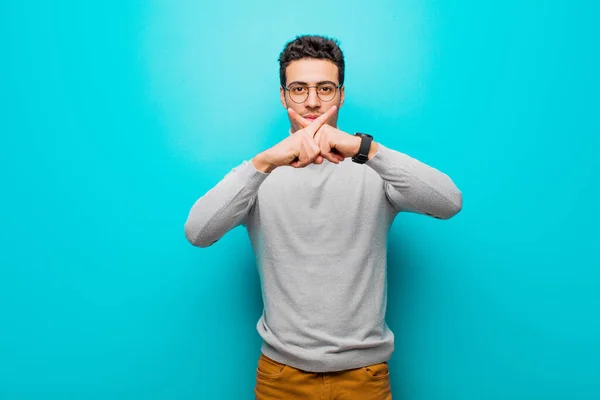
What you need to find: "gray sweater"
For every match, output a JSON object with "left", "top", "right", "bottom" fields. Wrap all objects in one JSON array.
[{"left": 184, "top": 142, "right": 462, "bottom": 372}]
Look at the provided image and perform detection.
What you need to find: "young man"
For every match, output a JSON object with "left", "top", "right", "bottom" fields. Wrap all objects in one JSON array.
[{"left": 184, "top": 35, "right": 462, "bottom": 399}]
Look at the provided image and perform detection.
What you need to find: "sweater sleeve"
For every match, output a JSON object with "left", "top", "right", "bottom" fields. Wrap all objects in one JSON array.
[
  {"left": 365, "top": 143, "right": 463, "bottom": 219},
  {"left": 184, "top": 159, "right": 270, "bottom": 247}
]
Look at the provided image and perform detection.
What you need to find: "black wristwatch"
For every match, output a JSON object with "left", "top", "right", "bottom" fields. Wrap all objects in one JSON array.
[{"left": 351, "top": 133, "right": 373, "bottom": 164}]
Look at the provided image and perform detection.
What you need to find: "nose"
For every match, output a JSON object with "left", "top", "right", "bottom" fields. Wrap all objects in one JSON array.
[{"left": 305, "top": 87, "right": 321, "bottom": 108}]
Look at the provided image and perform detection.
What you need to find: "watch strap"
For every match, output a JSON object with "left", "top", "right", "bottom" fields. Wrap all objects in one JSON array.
[{"left": 352, "top": 133, "right": 373, "bottom": 164}]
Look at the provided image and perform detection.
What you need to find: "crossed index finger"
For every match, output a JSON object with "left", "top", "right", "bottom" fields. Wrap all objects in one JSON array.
[{"left": 288, "top": 106, "right": 338, "bottom": 138}]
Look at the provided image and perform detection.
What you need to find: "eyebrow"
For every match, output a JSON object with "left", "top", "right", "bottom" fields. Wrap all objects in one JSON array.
[{"left": 288, "top": 80, "right": 338, "bottom": 86}]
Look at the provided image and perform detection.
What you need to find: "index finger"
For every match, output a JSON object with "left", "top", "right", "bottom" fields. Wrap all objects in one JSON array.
[
  {"left": 288, "top": 108, "right": 310, "bottom": 129},
  {"left": 305, "top": 106, "right": 338, "bottom": 137}
]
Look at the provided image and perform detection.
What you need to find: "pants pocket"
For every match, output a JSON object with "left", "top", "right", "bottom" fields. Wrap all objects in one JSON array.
[
  {"left": 362, "top": 361, "right": 390, "bottom": 381},
  {"left": 256, "top": 353, "right": 288, "bottom": 379}
]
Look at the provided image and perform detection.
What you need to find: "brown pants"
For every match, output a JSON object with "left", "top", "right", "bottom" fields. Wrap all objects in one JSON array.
[{"left": 255, "top": 353, "right": 392, "bottom": 400}]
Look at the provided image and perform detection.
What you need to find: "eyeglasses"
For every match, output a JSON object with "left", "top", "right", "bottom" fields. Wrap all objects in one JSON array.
[{"left": 282, "top": 82, "right": 342, "bottom": 104}]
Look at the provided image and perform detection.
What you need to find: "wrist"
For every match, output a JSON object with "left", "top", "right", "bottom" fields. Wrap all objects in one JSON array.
[
  {"left": 352, "top": 136, "right": 362, "bottom": 156},
  {"left": 252, "top": 152, "right": 277, "bottom": 173},
  {"left": 351, "top": 133, "right": 378, "bottom": 161}
]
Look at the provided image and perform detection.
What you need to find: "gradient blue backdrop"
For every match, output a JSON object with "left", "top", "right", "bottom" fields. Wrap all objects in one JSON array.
[{"left": 1, "top": 0, "right": 599, "bottom": 399}]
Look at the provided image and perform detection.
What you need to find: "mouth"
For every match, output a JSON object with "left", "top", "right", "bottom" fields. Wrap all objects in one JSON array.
[{"left": 304, "top": 114, "right": 319, "bottom": 121}]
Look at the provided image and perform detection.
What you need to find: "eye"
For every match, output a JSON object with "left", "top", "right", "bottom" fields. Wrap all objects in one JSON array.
[
  {"left": 291, "top": 86, "right": 307, "bottom": 93},
  {"left": 319, "top": 85, "right": 334, "bottom": 93}
]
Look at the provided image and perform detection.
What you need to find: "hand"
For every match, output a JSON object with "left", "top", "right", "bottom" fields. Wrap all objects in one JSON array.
[
  {"left": 287, "top": 108, "right": 361, "bottom": 164},
  {"left": 258, "top": 106, "right": 338, "bottom": 170}
]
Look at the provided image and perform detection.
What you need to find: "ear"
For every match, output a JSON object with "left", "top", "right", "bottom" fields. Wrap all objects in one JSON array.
[
  {"left": 339, "top": 86, "right": 345, "bottom": 108},
  {"left": 280, "top": 86, "right": 287, "bottom": 108}
]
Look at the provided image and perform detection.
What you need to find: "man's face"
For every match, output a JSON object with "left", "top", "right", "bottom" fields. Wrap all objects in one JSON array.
[{"left": 280, "top": 58, "right": 345, "bottom": 133}]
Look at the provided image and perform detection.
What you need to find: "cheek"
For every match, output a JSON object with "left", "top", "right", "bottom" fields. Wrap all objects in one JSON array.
[{"left": 288, "top": 103, "right": 303, "bottom": 113}]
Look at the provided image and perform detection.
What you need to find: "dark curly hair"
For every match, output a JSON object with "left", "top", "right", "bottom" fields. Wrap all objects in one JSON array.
[{"left": 278, "top": 35, "right": 345, "bottom": 87}]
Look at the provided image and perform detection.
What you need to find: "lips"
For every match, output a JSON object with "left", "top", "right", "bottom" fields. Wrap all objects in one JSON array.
[{"left": 304, "top": 114, "right": 319, "bottom": 120}]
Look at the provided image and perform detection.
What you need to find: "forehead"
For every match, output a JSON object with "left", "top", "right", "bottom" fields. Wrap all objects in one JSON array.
[{"left": 285, "top": 58, "right": 339, "bottom": 84}]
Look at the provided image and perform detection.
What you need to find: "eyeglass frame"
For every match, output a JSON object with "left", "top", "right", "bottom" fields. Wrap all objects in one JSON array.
[{"left": 281, "top": 81, "right": 343, "bottom": 104}]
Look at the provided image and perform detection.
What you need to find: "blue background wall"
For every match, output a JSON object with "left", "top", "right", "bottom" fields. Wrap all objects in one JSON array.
[{"left": 1, "top": 0, "right": 598, "bottom": 398}]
